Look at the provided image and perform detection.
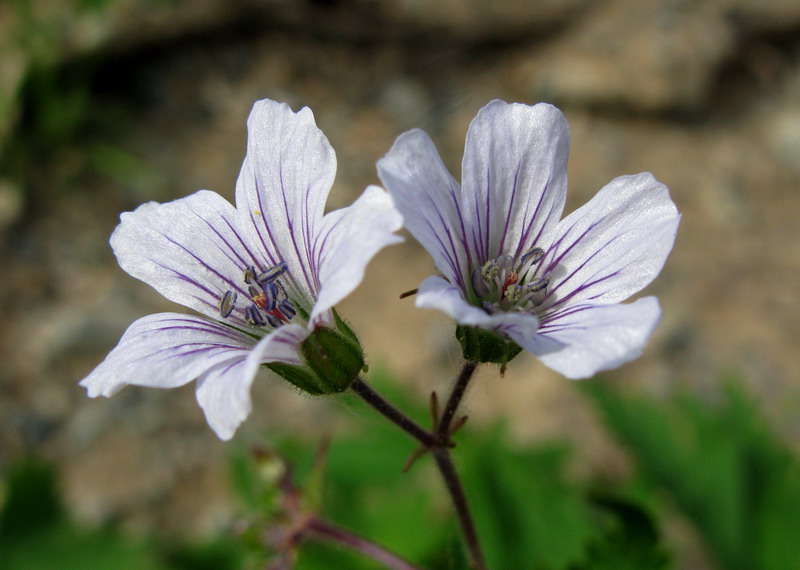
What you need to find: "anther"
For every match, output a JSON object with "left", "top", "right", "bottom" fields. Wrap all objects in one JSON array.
[
  {"left": 505, "top": 284, "right": 523, "bottom": 303},
  {"left": 244, "top": 305, "right": 267, "bottom": 327},
  {"left": 471, "top": 267, "right": 490, "bottom": 297},
  {"left": 278, "top": 299, "right": 296, "bottom": 319},
  {"left": 496, "top": 254, "right": 514, "bottom": 270},
  {"left": 262, "top": 282, "right": 279, "bottom": 311},
  {"left": 258, "top": 262, "right": 288, "bottom": 284},
  {"left": 243, "top": 266, "right": 258, "bottom": 284},
  {"left": 526, "top": 276, "right": 550, "bottom": 292},
  {"left": 266, "top": 314, "right": 284, "bottom": 328},
  {"left": 219, "top": 290, "right": 237, "bottom": 318},
  {"left": 521, "top": 247, "right": 546, "bottom": 265}
]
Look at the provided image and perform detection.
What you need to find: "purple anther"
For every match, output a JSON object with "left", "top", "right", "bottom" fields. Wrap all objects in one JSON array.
[
  {"left": 219, "top": 290, "right": 237, "bottom": 318},
  {"left": 274, "top": 281, "right": 288, "bottom": 302},
  {"left": 262, "top": 282, "right": 279, "bottom": 311},
  {"left": 471, "top": 267, "right": 490, "bottom": 298},
  {"left": 521, "top": 247, "right": 546, "bottom": 265},
  {"left": 248, "top": 284, "right": 263, "bottom": 300},
  {"left": 526, "top": 275, "right": 550, "bottom": 292},
  {"left": 243, "top": 266, "right": 258, "bottom": 284},
  {"left": 278, "top": 299, "right": 296, "bottom": 319},
  {"left": 244, "top": 305, "right": 267, "bottom": 327},
  {"left": 257, "top": 262, "right": 288, "bottom": 284},
  {"left": 266, "top": 314, "right": 284, "bottom": 328},
  {"left": 496, "top": 254, "right": 514, "bottom": 270}
]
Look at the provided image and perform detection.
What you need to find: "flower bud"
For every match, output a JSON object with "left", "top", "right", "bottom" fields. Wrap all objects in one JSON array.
[
  {"left": 456, "top": 325, "right": 522, "bottom": 367},
  {"left": 267, "top": 313, "right": 365, "bottom": 395}
]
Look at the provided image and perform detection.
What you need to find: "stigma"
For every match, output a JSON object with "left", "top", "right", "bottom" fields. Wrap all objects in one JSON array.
[
  {"left": 218, "top": 261, "right": 297, "bottom": 328},
  {"left": 470, "top": 247, "right": 550, "bottom": 315}
]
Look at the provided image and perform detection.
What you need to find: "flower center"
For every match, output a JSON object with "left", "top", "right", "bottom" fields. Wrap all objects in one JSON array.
[
  {"left": 218, "top": 262, "right": 297, "bottom": 328},
  {"left": 470, "top": 247, "right": 550, "bottom": 315}
]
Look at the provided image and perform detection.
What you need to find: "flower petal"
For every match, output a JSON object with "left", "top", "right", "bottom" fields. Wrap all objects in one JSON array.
[
  {"left": 520, "top": 297, "right": 662, "bottom": 379},
  {"left": 378, "top": 129, "right": 471, "bottom": 288},
  {"left": 80, "top": 313, "right": 259, "bottom": 398},
  {"left": 111, "top": 190, "right": 261, "bottom": 326},
  {"left": 195, "top": 323, "right": 308, "bottom": 440},
  {"left": 416, "top": 275, "right": 541, "bottom": 339},
  {"left": 310, "top": 185, "right": 403, "bottom": 324},
  {"left": 543, "top": 173, "right": 680, "bottom": 309},
  {"left": 461, "top": 100, "right": 569, "bottom": 262},
  {"left": 235, "top": 99, "right": 336, "bottom": 299}
]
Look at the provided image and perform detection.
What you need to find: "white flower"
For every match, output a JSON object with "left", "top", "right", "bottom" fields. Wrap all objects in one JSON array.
[
  {"left": 81, "top": 99, "right": 403, "bottom": 439},
  {"left": 378, "top": 100, "right": 679, "bottom": 378}
]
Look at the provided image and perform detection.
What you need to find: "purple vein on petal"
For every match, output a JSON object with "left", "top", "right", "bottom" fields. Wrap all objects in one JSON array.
[
  {"left": 497, "top": 161, "right": 523, "bottom": 256},
  {"left": 193, "top": 209, "right": 265, "bottom": 272},
  {"left": 448, "top": 184, "right": 473, "bottom": 271},
  {"left": 544, "top": 228, "right": 628, "bottom": 307},
  {"left": 513, "top": 172, "right": 555, "bottom": 260},
  {"left": 279, "top": 165, "right": 315, "bottom": 295}
]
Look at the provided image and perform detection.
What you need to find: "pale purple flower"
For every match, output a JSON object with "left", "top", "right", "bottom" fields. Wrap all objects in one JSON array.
[
  {"left": 378, "top": 100, "right": 679, "bottom": 378},
  {"left": 81, "top": 99, "right": 402, "bottom": 439}
]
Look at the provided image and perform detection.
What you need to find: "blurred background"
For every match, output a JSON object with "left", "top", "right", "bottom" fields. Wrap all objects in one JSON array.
[{"left": 2, "top": 0, "right": 800, "bottom": 568}]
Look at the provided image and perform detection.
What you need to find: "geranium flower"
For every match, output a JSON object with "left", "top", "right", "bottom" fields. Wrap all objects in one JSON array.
[
  {"left": 378, "top": 100, "right": 679, "bottom": 378},
  {"left": 81, "top": 99, "right": 402, "bottom": 439}
]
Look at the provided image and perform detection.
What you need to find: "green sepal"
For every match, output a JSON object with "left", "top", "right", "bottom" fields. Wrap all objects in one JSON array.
[
  {"left": 456, "top": 325, "right": 522, "bottom": 366},
  {"left": 267, "top": 321, "right": 365, "bottom": 396}
]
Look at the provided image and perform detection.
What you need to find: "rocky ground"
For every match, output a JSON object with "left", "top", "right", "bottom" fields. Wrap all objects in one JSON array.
[{"left": 2, "top": 1, "right": 800, "bottom": 567}]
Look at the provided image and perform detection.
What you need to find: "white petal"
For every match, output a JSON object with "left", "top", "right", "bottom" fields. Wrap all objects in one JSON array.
[
  {"left": 461, "top": 100, "right": 569, "bottom": 262},
  {"left": 235, "top": 99, "right": 336, "bottom": 298},
  {"left": 195, "top": 323, "right": 308, "bottom": 440},
  {"left": 522, "top": 297, "right": 662, "bottom": 379},
  {"left": 416, "top": 275, "right": 541, "bottom": 339},
  {"left": 110, "top": 190, "right": 260, "bottom": 326},
  {"left": 543, "top": 173, "right": 680, "bottom": 309},
  {"left": 377, "top": 129, "right": 472, "bottom": 288},
  {"left": 310, "top": 185, "right": 403, "bottom": 324},
  {"left": 79, "top": 313, "right": 259, "bottom": 398}
]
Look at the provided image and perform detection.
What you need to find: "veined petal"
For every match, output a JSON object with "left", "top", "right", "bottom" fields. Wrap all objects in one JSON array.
[
  {"left": 543, "top": 173, "right": 680, "bottom": 309},
  {"left": 461, "top": 100, "right": 569, "bottom": 262},
  {"left": 523, "top": 297, "right": 662, "bottom": 379},
  {"left": 310, "top": 185, "right": 403, "bottom": 324},
  {"left": 378, "top": 129, "right": 471, "bottom": 288},
  {"left": 195, "top": 323, "right": 308, "bottom": 440},
  {"left": 235, "top": 99, "right": 336, "bottom": 298},
  {"left": 416, "top": 275, "right": 541, "bottom": 338},
  {"left": 111, "top": 192, "right": 262, "bottom": 326},
  {"left": 80, "top": 313, "right": 259, "bottom": 398}
]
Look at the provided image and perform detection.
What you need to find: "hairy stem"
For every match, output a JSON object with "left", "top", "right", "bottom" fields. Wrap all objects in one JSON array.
[
  {"left": 350, "top": 377, "right": 435, "bottom": 448},
  {"left": 351, "top": 364, "right": 486, "bottom": 569},
  {"left": 306, "top": 517, "right": 421, "bottom": 570},
  {"left": 437, "top": 361, "right": 478, "bottom": 440},
  {"left": 432, "top": 448, "right": 486, "bottom": 569}
]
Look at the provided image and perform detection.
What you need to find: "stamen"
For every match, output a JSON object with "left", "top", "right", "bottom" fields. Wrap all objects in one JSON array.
[
  {"left": 526, "top": 276, "right": 550, "bottom": 292},
  {"left": 266, "top": 314, "right": 284, "bottom": 328},
  {"left": 521, "top": 247, "right": 546, "bottom": 265},
  {"left": 481, "top": 260, "right": 499, "bottom": 281},
  {"left": 244, "top": 304, "right": 267, "bottom": 327},
  {"left": 471, "top": 267, "right": 490, "bottom": 297},
  {"left": 243, "top": 266, "right": 258, "bottom": 284},
  {"left": 258, "top": 262, "right": 288, "bottom": 284},
  {"left": 262, "top": 282, "right": 279, "bottom": 311},
  {"left": 274, "top": 281, "right": 288, "bottom": 302},
  {"left": 505, "top": 284, "right": 523, "bottom": 303},
  {"left": 496, "top": 254, "right": 514, "bottom": 270},
  {"left": 278, "top": 299, "right": 296, "bottom": 319},
  {"left": 219, "top": 290, "right": 237, "bottom": 318}
]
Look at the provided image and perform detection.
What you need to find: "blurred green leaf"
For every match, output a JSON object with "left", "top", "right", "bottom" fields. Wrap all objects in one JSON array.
[{"left": 584, "top": 379, "right": 800, "bottom": 570}]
